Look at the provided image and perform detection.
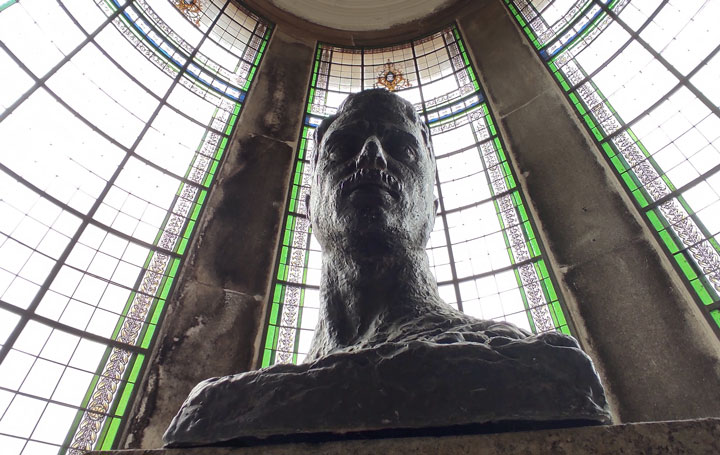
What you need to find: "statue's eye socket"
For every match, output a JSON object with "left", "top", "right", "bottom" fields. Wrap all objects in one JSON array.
[
  {"left": 327, "top": 144, "right": 342, "bottom": 160},
  {"left": 385, "top": 134, "right": 418, "bottom": 163},
  {"left": 399, "top": 146, "right": 417, "bottom": 161},
  {"left": 325, "top": 134, "right": 358, "bottom": 160}
]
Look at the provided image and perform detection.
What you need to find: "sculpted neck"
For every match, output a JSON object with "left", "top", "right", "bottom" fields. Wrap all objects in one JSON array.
[{"left": 307, "top": 239, "right": 442, "bottom": 360}]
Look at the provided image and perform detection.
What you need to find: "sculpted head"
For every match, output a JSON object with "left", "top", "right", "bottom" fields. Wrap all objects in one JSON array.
[{"left": 308, "top": 89, "right": 437, "bottom": 253}]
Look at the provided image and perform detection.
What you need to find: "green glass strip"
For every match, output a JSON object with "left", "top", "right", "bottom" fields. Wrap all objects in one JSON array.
[
  {"left": 547, "top": 280, "right": 560, "bottom": 306},
  {"left": 674, "top": 251, "right": 698, "bottom": 280},
  {"left": 658, "top": 230, "right": 679, "bottom": 253},
  {"left": 176, "top": 238, "right": 189, "bottom": 255},
  {"left": 546, "top": 293, "right": 560, "bottom": 327},
  {"left": 225, "top": 117, "right": 236, "bottom": 135},
  {"left": 691, "top": 279, "right": 714, "bottom": 305},
  {"left": 151, "top": 296, "right": 166, "bottom": 325},
  {"left": 141, "top": 324, "right": 156, "bottom": 348},
  {"left": 98, "top": 418, "right": 122, "bottom": 450},
  {"left": 128, "top": 354, "right": 145, "bottom": 383},
  {"left": 216, "top": 137, "right": 228, "bottom": 161},
  {"left": 269, "top": 302, "right": 279, "bottom": 326},
  {"left": 711, "top": 310, "right": 720, "bottom": 329},
  {"left": 114, "top": 383, "right": 135, "bottom": 417},
  {"left": 247, "top": 66, "right": 257, "bottom": 85},
  {"left": 256, "top": 41, "right": 267, "bottom": 64},
  {"left": 0, "top": 0, "right": 17, "bottom": 12},
  {"left": 190, "top": 201, "right": 202, "bottom": 221}
]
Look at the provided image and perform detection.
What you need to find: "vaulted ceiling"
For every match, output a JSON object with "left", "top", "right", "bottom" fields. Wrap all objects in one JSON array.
[{"left": 266, "top": 0, "right": 457, "bottom": 31}]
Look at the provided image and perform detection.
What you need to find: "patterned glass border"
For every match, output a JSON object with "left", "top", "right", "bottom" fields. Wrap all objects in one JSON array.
[
  {"left": 261, "top": 25, "right": 570, "bottom": 367},
  {"left": 505, "top": 0, "right": 720, "bottom": 333},
  {"left": 0, "top": 1, "right": 271, "bottom": 454}
]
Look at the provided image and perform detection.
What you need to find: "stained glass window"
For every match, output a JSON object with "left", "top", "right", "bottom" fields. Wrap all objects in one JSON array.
[
  {"left": 505, "top": 0, "right": 720, "bottom": 332},
  {"left": 0, "top": 1, "right": 271, "bottom": 454},
  {"left": 262, "top": 26, "right": 570, "bottom": 366}
]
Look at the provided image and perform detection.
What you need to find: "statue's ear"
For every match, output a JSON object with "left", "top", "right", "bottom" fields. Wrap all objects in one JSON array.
[{"left": 434, "top": 197, "right": 439, "bottom": 215}]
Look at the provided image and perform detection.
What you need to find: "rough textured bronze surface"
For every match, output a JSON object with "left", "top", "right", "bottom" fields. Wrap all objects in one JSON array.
[
  {"left": 102, "top": 419, "right": 720, "bottom": 454},
  {"left": 163, "top": 91, "right": 609, "bottom": 447},
  {"left": 164, "top": 334, "right": 608, "bottom": 446}
]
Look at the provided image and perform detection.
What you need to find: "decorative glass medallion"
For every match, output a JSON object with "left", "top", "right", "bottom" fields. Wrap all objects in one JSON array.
[
  {"left": 172, "top": 0, "right": 206, "bottom": 24},
  {"left": 375, "top": 59, "right": 410, "bottom": 91}
]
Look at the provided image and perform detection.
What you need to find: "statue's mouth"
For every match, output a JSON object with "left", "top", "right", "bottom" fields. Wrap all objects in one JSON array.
[{"left": 339, "top": 169, "right": 402, "bottom": 198}]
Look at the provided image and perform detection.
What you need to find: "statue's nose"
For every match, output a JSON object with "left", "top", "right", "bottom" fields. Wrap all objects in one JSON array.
[{"left": 356, "top": 136, "right": 387, "bottom": 170}]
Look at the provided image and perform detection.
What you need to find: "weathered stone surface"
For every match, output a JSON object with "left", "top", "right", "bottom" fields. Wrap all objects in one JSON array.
[{"left": 164, "top": 330, "right": 609, "bottom": 447}]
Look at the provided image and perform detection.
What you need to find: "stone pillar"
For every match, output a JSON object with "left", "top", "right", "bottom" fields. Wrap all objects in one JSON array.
[
  {"left": 458, "top": 0, "right": 720, "bottom": 422},
  {"left": 119, "top": 29, "right": 315, "bottom": 449}
]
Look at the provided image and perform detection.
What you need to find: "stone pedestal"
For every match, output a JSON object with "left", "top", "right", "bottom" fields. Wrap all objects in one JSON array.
[{"left": 96, "top": 419, "right": 720, "bottom": 455}]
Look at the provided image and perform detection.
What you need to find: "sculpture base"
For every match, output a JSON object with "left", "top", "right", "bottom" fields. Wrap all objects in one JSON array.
[
  {"left": 97, "top": 419, "right": 720, "bottom": 455},
  {"left": 164, "top": 334, "right": 610, "bottom": 447}
]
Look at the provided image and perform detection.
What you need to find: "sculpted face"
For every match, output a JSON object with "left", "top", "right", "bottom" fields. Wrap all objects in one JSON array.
[{"left": 309, "top": 90, "right": 437, "bottom": 251}]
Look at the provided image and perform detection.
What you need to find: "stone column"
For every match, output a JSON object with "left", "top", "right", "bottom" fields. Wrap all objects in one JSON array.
[
  {"left": 119, "top": 29, "right": 315, "bottom": 449},
  {"left": 458, "top": 0, "right": 720, "bottom": 422}
]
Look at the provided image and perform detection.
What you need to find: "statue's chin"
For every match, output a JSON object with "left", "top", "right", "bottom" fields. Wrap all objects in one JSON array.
[
  {"left": 339, "top": 197, "right": 393, "bottom": 228},
  {"left": 344, "top": 186, "right": 397, "bottom": 208}
]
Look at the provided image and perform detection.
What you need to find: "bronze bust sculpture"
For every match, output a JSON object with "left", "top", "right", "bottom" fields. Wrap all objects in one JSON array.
[
  {"left": 164, "top": 90, "right": 610, "bottom": 447},
  {"left": 306, "top": 88, "right": 530, "bottom": 359}
]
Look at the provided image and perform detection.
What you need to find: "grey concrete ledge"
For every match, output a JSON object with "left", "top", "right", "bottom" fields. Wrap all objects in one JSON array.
[{"left": 97, "top": 418, "right": 719, "bottom": 454}]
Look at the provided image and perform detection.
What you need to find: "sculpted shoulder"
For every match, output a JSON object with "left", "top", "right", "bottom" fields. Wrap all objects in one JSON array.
[{"left": 363, "top": 304, "right": 532, "bottom": 349}]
